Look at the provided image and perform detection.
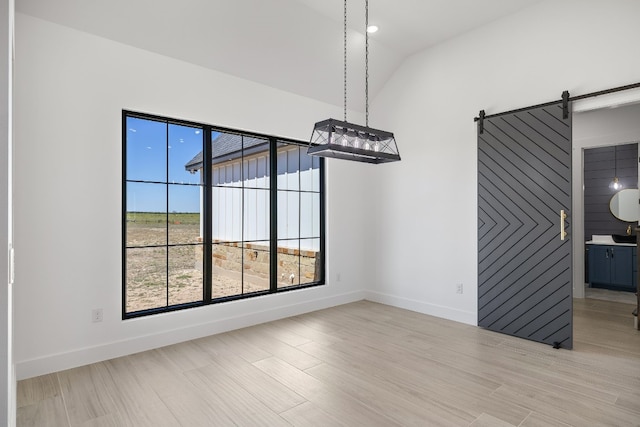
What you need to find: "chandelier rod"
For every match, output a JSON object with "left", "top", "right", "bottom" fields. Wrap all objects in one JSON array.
[
  {"left": 343, "top": 0, "right": 347, "bottom": 122},
  {"left": 365, "top": 0, "right": 369, "bottom": 127}
]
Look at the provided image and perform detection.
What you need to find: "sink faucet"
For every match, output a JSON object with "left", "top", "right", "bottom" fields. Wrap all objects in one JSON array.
[{"left": 627, "top": 225, "right": 632, "bottom": 236}]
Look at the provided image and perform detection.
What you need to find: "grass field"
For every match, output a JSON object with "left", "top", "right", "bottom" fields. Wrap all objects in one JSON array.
[
  {"left": 127, "top": 211, "right": 200, "bottom": 225},
  {"left": 126, "top": 212, "right": 201, "bottom": 247}
]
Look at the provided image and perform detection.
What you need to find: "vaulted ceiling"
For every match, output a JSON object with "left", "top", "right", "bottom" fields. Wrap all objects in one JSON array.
[{"left": 16, "top": 0, "right": 545, "bottom": 111}]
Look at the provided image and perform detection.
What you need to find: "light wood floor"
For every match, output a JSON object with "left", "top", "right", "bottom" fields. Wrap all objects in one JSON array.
[{"left": 17, "top": 299, "right": 640, "bottom": 426}]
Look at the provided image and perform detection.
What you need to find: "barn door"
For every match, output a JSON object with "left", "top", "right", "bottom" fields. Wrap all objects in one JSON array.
[{"left": 478, "top": 102, "right": 572, "bottom": 349}]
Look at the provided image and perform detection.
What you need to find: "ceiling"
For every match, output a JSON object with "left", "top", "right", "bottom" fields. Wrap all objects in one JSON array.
[{"left": 16, "top": 0, "right": 545, "bottom": 112}]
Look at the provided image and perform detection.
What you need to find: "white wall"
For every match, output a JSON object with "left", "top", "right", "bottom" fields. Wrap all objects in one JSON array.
[
  {"left": 573, "top": 102, "right": 640, "bottom": 146},
  {"left": 13, "top": 14, "right": 377, "bottom": 379},
  {"left": 367, "top": 0, "right": 640, "bottom": 325}
]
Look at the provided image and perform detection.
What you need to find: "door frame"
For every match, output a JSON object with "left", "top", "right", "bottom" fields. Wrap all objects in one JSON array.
[{"left": 571, "top": 89, "right": 640, "bottom": 299}]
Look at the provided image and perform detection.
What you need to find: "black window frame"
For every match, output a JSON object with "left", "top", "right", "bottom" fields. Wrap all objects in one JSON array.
[{"left": 122, "top": 110, "right": 325, "bottom": 319}]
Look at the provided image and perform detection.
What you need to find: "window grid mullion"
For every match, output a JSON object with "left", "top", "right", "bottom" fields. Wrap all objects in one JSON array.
[
  {"left": 241, "top": 136, "right": 245, "bottom": 295},
  {"left": 270, "top": 138, "right": 278, "bottom": 293},
  {"left": 165, "top": 122, "right": 170, "bottom": 308},
  {"left": 203, "top": 127, "right": 213, "bottom": 302},
  {"left": 298, "top": 148, "right": 302, "bottom": 286}
]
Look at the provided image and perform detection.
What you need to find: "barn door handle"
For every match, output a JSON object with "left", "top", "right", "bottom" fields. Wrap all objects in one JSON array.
[{"left": 560, "top": 210, "right": 567, "bottom": 240}]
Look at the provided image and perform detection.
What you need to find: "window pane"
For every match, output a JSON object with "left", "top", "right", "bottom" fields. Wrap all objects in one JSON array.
[
  {"left": 244, "top": 189, "right": 270, "bottom": 242},
  {"left": 277, "top": 239, "right": 299, "bottom": 289},
  {"left": 277, "top": 191, "right": 299, "bottom": 239},
  {"left": 126, "top": 181, "right": 167, "bottom": 214},
  {"left": 277, "top": 144, "right": 300, "bottom": 190},
  {"left": 212, "top": 132, "right": 243, "bottom": 188},
  {"left": 244, "top": 158, "right": 256, "bottom": 189},
  {"left": 126, "top": 182, "right": 166, "bottom": 247},
  {"left": 212, "top": 242, "right": 243, "bottom": 299},
  {"left": 286, "top": 147, "right": 300, "bottom": 190},
  {"left": 258, "top": 154, "right": 270, "bottom": 188},
  {"left": 168, "top": 245, "right": 203, "bottom": 306},
  {"left": 212, "top": 164, "right": 220, "bottom": 186},
  {"left": 277, "top": 148, "right": 287, "bottom": 189},
  {"left": 126, "top": 246, "right": 167, "bottom": 313},
  {"left": 169, "top": 124, "right": 203, "bottom": 185},
  {"left": 212, "top": 187, "right": 242, "bottom": 242},
  {"left": 300, "top": 149, "right": 320, "bottom": 192},
  {"left": 300, "top": 238, "right": 321, "bottom": 285},
  {"left": 214, "top": 162, "right": 242, "bottom": 187},
  {"left": 168, "top": 185, "right": 202, "bottom": 245},
  {"left": 243, "top": 241, "right": 270, "bottom": 294},
  {"left": 126, "top": 117, "right": 167, "bottom": 182},
  {"left": 243, "top": 136, "right": 270, "bottom": 185},
  {"left": 300, "top": 192, "right": 320, "bottom": 238},
  {"left": 244, "top": 154, "right": 270, "bottom": 189}
]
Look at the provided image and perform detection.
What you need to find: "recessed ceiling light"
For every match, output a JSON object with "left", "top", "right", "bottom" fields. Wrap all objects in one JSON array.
[{"left": 366, "top": 25, "right": 378, "bottom": 33}]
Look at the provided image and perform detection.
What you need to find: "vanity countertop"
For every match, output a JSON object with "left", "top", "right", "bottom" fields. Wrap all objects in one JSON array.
[
  {"left": 586, "top": 241, "right": 636, "bottom": 247},
  {"left": 586, "top": 234, "right": 636, "bottom": 247}
]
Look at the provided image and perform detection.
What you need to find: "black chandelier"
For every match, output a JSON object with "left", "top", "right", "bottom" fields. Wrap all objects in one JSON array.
[{"left": 308, "top": 0, "right": 401, "bottom": 164}]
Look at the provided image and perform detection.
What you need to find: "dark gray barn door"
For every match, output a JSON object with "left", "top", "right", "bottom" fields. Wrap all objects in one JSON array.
[{"left": 478, "top": 103, "right": 572, "bottom": 349}]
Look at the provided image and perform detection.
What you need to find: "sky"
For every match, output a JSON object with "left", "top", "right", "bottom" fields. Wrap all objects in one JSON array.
[{"left": 126, "top": 116, "right": 212, "bottom": 213}]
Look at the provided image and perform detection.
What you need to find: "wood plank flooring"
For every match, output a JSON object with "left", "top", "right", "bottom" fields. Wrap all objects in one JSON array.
[{"left": 17, "top": 298, "right": 640, "bottom": 426}]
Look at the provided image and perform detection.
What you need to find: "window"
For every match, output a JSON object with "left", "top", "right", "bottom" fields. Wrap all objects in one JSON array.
[
  {"left": 123, "top": 111, "right": 324, "bottom": 318},
  {"left": 276, "top": 142, "right": 322, "bottom": 288}
]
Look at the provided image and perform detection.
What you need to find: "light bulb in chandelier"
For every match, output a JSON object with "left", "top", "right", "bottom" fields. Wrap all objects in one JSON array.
[{"left": 610, "top": 177, "right": 623, "bottom": 190}]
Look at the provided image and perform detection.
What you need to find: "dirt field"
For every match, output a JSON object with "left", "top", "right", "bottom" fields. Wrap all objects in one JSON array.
[{"left": 125, "top": 218, "right": 305, "bottom": 313}]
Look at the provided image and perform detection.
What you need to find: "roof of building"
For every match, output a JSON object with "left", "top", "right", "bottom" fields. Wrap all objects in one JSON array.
[{"left": 184, "top": 133, "right": 269, "bottom": 171}]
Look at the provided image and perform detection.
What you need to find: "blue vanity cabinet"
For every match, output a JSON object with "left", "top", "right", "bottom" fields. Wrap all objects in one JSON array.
[
  {"left": 588, "top": 244, "right": 636, "bottom": 291},
  {"left": 588, "top": 245, "right": 611, "bottom": 285},
  {"left": 610, "top": 246, "right": 633, "bottom": 287}
]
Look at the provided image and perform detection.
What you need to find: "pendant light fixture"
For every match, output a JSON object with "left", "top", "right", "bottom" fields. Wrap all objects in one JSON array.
[
  {"left": 308, "top": 0, "right": 401, "bottom": 164},
  {"left": 610, "top": 145, "right": 623, "bottom": 191}
]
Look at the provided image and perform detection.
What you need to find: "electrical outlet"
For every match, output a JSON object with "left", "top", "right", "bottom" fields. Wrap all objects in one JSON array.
[
  {"left": 456, "top": 283, "right": 464, "bottom": 294},
  {"left": 92, "top": 308, "right": 103, "bottom": 323}
]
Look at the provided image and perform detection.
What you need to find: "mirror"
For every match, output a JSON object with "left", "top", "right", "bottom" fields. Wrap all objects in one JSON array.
[{"left": 610, "top": 188, "right": 640, "bottom": 222}]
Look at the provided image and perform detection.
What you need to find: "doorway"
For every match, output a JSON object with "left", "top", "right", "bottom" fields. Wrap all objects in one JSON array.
[
  {"left": 572, "top": 98, "right": 640, "bottom": 342},
  {"left": 572, "top": 100, "right": 640, "bottom": 300},
  {"left": 583, "top": 142, "right": 638, "bottom": 303}
]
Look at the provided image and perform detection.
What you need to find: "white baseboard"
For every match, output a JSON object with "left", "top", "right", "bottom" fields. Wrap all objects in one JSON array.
[
  {"left": 16, "top": 290, "right": 366, "bottom": 380},
  {"left": 365, "top": 290, "right": 477, "bottom": 326}
]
